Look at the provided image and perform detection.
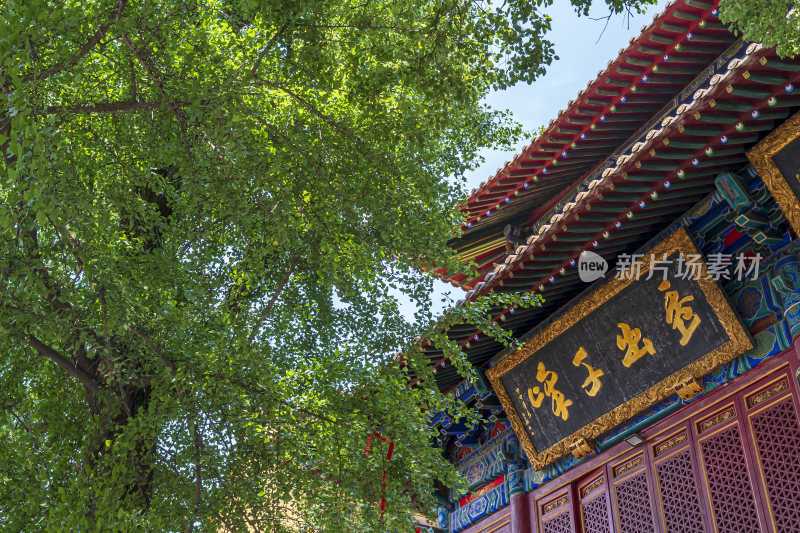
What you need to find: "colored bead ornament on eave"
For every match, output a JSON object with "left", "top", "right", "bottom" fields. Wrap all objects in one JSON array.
[
  {"left": 786, "top": 83, "right": 795, "bottom": 94},
  {"left": 677, "top": 169, "right": 686, "bottom": 179},
  {"left": 768, "top": 96, "right": 777, "bottom": 107}
]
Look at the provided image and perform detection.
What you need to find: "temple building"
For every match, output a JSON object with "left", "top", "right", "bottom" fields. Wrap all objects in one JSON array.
[{"left": 420, "top": 1, "right": 800, "bottom": 531}]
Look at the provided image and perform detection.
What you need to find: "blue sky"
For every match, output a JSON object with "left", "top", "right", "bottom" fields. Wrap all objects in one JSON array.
[{"left": 419, "top": 0, "right": 669, "bottom": 318}]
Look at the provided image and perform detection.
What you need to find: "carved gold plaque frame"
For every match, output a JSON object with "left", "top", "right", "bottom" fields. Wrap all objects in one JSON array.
[
  {"left": 486, "top": 228, "right": 752, "bottom": 470},
  {"left": 747, "top": 110, "right": 800, "bottom": 234}
]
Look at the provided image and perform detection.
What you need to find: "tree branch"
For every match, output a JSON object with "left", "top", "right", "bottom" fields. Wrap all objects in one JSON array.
[
  {"left": 247, "top": 257, "right": 299, "bottom": 345},
  {"left": 21, "top": 0, "right": 128, "bottom": 84},
  {"left": 27, "top": 335, "right": 99, "bottom": 394},
  {"left": 43, "top": 100, "right": 188, "bottom": 115}
]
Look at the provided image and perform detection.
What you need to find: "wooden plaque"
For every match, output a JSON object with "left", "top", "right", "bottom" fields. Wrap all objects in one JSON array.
[{"left": 486, "top": 228, "right": 752, "bottom": 469}]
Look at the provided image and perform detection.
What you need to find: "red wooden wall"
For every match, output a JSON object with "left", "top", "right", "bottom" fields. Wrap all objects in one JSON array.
[{"left": 527, "top": 350, "right": 800, "bottom": 532}]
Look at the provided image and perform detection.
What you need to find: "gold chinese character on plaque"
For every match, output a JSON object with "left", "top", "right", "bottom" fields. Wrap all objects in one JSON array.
[
  {"left": 571, "top": 347, "right": 604, "bottom": 397},
  {"left": 526, "top": 362, "right": 573, "bottom": 421},
  {"left": 617, "top": 322, "right": 655, "bottom": 368},
  {"left": 658, "top": 280, "right": 701, "bottom": 346}
]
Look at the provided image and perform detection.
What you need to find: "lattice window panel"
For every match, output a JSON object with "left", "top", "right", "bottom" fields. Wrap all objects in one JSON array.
[
  {"left": 580, "top": 492, "right": 611, "bottom": 533},
  {"left": 750, "top": 397, "right": 800, "bottom": 531},
  {"left": 541, "top": 510, "right": 572, "bottom": 533},
  {"left": 614, "top": 470, "right": 655, "bottom": 533},
  {"left": 655, "top": 448, "right": 705, "bottom": 532},
  {"left": 699, "top": 424, "right": 762, "bottom": 532}
]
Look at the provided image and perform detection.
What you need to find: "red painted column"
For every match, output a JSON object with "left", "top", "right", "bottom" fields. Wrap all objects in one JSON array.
[{"left": 507, "top": 464, "right": 531, "bottom": 533}]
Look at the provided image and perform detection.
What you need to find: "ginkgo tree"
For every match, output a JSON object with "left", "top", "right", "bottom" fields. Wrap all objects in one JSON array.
[{"left": 0, "top": 0, "right": 735, "bottom": 531}]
